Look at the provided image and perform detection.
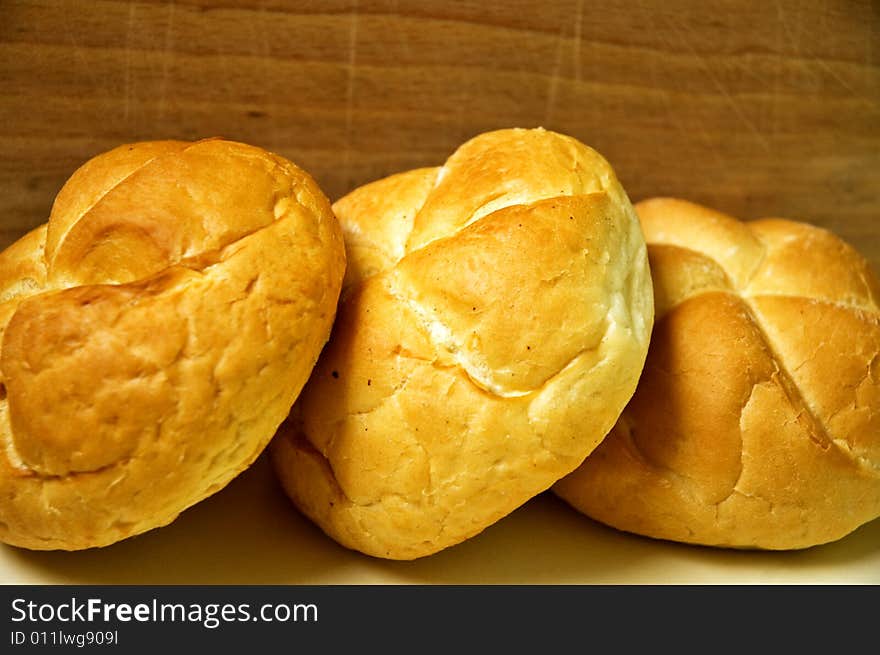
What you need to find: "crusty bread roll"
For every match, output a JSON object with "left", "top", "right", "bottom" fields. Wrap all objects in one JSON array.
[
  {"left": 270, "top": 127, "right": 654, "bottom": 559},
  {"left": 0, "top": 138, "right": 345, "bottom": 550},
  {"left": 554, "top": 197, "right": 880, "bottom": 549}
]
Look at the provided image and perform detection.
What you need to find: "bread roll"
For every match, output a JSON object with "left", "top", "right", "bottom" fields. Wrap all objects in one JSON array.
[
  {"left": 270, "top": 127, "right": 654, "bottom": 559},
  {"left": 554, "top": 197, "right": 880, "bottom": 549},
  {"left": 0, "top": 139, "right": 345, "bottom": 550}
]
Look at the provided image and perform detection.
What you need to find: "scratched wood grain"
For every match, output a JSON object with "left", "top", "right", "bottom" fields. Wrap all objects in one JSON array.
[{"left": 1, "top": 0, "right": 878, "bottom": 266}]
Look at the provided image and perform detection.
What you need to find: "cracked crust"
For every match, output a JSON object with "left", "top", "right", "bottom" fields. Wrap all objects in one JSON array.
[
  {"left": 270, "top": 128, "right": 654, "bottom": 559},
  {"left": 0, "top": 139, "right": 346, "bottom": 550},
  {"left": 553, "top": 197, "right": 880, "bottom": 550}
]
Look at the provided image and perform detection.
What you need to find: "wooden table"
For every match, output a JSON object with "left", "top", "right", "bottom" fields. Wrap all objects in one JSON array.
[{"left": 2, "top": 0, "right": 878, "bottom": 264}]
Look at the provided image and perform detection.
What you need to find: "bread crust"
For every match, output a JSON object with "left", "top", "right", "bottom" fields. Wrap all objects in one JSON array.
[
  {"left": 554, "top": 197, "right": 880, "bottom": 549},
  {"left": 0, "top": 139, "right": 345, "bottom": 550},
  {"left": 271, "top": 128, "right": 654, "bottom": 559}
]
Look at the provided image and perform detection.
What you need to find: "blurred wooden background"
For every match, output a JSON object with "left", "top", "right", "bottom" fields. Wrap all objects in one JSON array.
[{"left": 1, "top": 0, "right": 878, "bottom": 264}]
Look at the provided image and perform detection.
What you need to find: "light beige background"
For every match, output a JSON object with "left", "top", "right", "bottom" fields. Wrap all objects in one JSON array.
[
  {"left": 1, "top": 454, "right": 878, "bottom": 584},
  {"left": 1, "top": 1, "right": 878, "bottom": 583}
]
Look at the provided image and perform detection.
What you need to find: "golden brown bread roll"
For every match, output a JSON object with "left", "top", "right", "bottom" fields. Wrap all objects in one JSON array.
[
  {"left": 554, "top": 197, "right": 880, "bottom": 549},
  {"left": 0, "top": 138, "right": 345, "bottom": 550},
  {"left": 270, "top": 127, "right": 654, "bottom": 559}
]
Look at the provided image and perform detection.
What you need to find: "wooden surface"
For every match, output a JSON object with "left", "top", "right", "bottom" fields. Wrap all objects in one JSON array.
[{"left": 1, "top": 0, "right": 878, "bottom": 264}]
